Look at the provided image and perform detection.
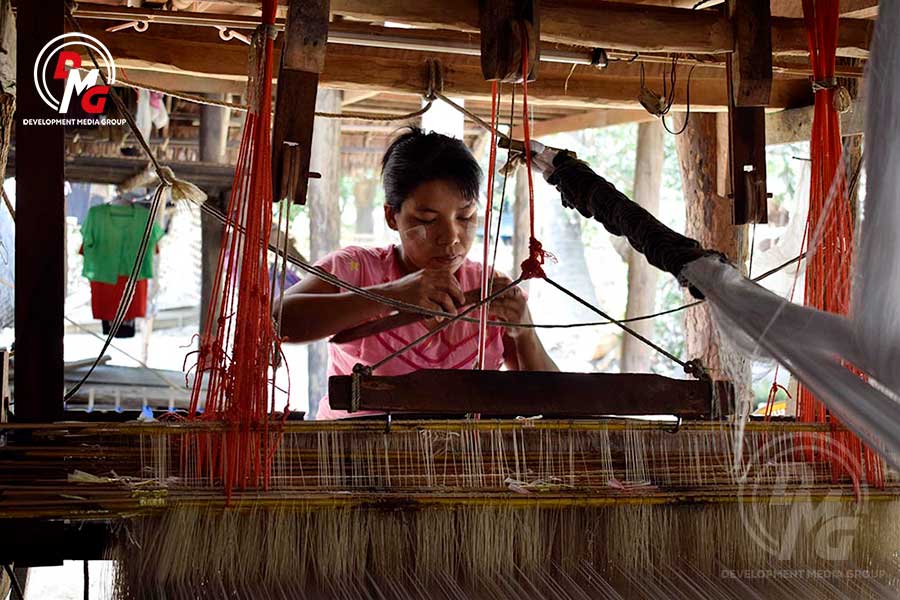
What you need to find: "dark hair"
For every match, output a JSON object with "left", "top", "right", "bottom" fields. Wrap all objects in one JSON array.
[{"left": 381, "top": 127, "right": 482, "bottom": 212}]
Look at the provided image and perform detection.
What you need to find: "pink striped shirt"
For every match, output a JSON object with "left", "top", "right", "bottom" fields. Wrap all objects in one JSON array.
[{"left": 314, "top": 245, "right": 505, "bottom": 419}]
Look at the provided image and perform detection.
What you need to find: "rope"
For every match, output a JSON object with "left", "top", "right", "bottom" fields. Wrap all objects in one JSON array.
[
  {"left": 0, "top": 186, "right": 14, "bottom": 221},
  {"left": 62, "top": 5, "right": 178, "bottom": 402},
  {"left": 199, "top": 194, "right": 807, "bottom": 331},
  {"left": 113, "top": 72, "right": 434, "bottom": 121},
  {"left": 477, "top": 81, "right": 501, "bottom": 369},
  {"left": 64, "top": 315, "right": 184, "bottom": 392},
  {"left": 517, "top": 39, "right": 550, "bottom": 280},
  {"left": 64, "top": 183, "right": 168, "bottom": 401},
  {"left": 543, "top": 277, "right": 691, "bottom": 373}
]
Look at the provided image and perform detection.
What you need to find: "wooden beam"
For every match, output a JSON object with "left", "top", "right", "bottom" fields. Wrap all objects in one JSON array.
[
  {"left": 7, "top": 149, "right": 237, "bottom": 188},
  {"left": 342, "top": 90, "right": 380, "bottom": 106},
  {"left": 199, "top": 94, "right": 230, "bottom": 334},
  {"left": 328, "top": 0, "right": 870, "bottom": 56},
  {"left": 728, "top": 0, "right": 772, "bottom": 107},
  {"left": 272, "top": 0, "right": 329, "bottom": 205},
  {"left": 765, "top": 98, "right": 865, "bottom": 145},
  {"left": 74, "top": 1, "right": 872, "bottom": 57},
  {"left": 328, "top": 370, "right": 732, "bottom": 418},
  {"left": 511, "top": 108, "right": 653, "bottom": 138},
  {"left": 770, "top": 15, "right": 872, "bottom": 58},
  {"left": 15, "top": 0, "right": 65, "bottom": 422},
  {"left": 771, "top": 0, "right": 878, "bottom": 19},
  {"left": 76, "top": 19, "right": 814, "bottom": 109}
]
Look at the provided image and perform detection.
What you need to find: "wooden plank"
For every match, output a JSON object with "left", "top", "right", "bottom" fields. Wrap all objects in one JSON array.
[
  {"left": 328, "top": 370, "right": 731, "bottom": 418},
  {"left": 15, "top": 0, "right": 65, "bottom": 422},
  {"left": 272, "top": 0, "right": 329, "bottom": 205},
  {"left": 728, "top": 0, "right": 772, "bottom": 107}
]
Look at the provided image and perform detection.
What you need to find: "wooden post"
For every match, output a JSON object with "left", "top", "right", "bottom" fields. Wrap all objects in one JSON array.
[
  {"left": 272, "top": 0, "right": 329, "bottom": 205},
  {"left": 15, "top": 0, "right": 65, "bottom": 421},
  {"left": 621, "top": 121, "right": 663, "bottom": 373},
  {"left": 674, "top": 113, "right": 750, "bottom": 404},
  {"left": 307, "top": 89, "right": 342, "bottom": 417},
  {"left": 199, "top": 94, "right": 231, "bottom": 333},
  {"left": 0, "top": 0, "right": 14, "bottom": 182}
]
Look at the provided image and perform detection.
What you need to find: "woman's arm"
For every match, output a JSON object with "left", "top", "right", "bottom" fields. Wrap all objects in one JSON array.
[
  {"left": 503, "top": 325, "right": 558, "bottom": 372},
  {"left": 277, "top": 267, "right": 466, "bottom": 343},
  {"left": 488, "top": 274, "right": 558, "bottom": 372}
]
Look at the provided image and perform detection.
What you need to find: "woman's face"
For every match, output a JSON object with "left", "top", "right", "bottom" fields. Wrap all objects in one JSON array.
[{"left": 385, "top": 179, "right": 478, "bottom": 273}]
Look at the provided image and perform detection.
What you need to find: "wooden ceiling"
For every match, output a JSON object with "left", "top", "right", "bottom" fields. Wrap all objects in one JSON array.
[{"left": 54, "top": 0, "right": 877, "bottom": 178}]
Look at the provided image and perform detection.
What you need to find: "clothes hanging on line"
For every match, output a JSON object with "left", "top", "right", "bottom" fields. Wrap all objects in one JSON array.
[
  {"left": 90, "top": 277, "right": 148, "bottom": 321},
  {"left": 81, "top": 203, "right": 165, "bottom": 285}
]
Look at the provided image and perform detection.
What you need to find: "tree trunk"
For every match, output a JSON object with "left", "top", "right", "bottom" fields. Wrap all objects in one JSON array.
[
  {"left": 512, "top": 166, "right": 530, "bottom": 283},
  {"left": 353, "top": 176, "right": 377, "bottom": 238},
  {"left": 674, "top": 113, "right": 750, "bottom": 410},
  {"left": 544, "top": 182, "right": 599, "bottom": 323},
  {"left": 199, "top": 94, "right": 230, "bottom": 333},
  {"left": 621, "top": 121, "right": 663, "bottom": 373},
  {"left": 308, "top": 89, "right": 343, "bottom": 418}
]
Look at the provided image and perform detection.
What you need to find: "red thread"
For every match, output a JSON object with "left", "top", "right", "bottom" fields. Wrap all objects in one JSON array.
[
  {"left": 518, "top": 40, "right": 548, "bottom": 281},
  {"left": 796, "top": 0, "right": 882, "bottom": 487},
  {"left": 477, "top": 81, "right": 500, "bottom": 370},
  {"left": 184, "top": 0, "right": 288, "bottom": 499}
]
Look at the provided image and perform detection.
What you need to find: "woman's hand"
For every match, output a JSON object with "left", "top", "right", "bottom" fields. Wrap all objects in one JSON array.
[
  {"left": 378, "top": 268, "right": 466, "bottom": 316},
  {"left": 488, "top": 273, "right": 532, "bottom": 339}
]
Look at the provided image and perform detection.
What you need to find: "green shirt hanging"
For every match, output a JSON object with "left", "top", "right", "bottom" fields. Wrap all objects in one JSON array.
[{"left": 81, "top": 203, "right": 165, "bottom": 285}]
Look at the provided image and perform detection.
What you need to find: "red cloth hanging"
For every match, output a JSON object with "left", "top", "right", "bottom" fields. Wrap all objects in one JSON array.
[{"left": 90, "top": 277, "right": 147, "bottom": 320}]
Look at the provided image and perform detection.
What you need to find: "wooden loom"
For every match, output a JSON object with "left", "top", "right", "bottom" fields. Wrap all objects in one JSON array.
[
  {"left": 2, "top": 419, "right": 899, "bottom": 598},
  {"left": 6, "top": 1, "right": 900, "bottom": 599}
]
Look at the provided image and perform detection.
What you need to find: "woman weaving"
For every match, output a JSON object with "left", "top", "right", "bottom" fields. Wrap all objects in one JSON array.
[{"left": 279, "top": 128, "right": 557, "bottom": 419}]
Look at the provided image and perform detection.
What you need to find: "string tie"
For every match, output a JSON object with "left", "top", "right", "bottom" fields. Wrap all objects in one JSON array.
[{"left": 520, "top": 237, "right": 552, "bottom": 280}]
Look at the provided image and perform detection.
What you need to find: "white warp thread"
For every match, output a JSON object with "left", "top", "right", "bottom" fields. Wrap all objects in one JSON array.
[{"left": 681, "top": 2, "right": 900, "bottom": 470}]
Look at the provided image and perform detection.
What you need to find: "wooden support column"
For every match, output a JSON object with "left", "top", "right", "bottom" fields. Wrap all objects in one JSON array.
[
  {"left": 0, "top": 0, "right": 14, "bottom": 182},
  {"left": 621, "top": 121, "right": 663, "bottom": 373},
  {"left": 726, "top": 0, "right": 771, "bottom": 225},
  {"left": 199, "top": 94, "right": 231, "bottom": 333},
  {"left": 15, "top": 0, "right": 65, "bottom": 421},
  {"left": 307, "top": 89, "right": 342, "bottom": 418},
  {"left": 272, "top": 0, "right": 329, "bottom": 205},
  {"left": 675, "top": 113, "right": 749, "bottom": 402}
]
